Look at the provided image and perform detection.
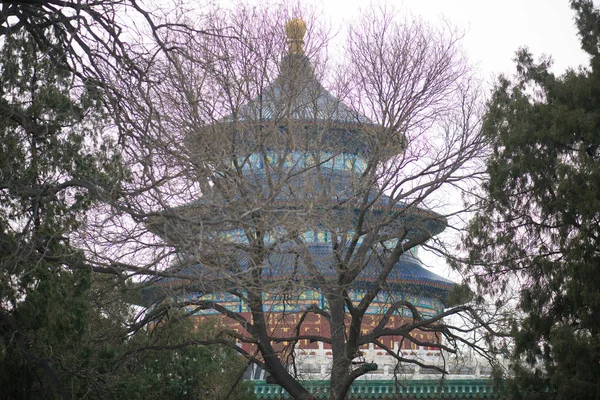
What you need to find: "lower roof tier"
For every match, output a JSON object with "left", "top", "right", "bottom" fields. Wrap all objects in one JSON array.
[{"left": 138, "top": 245, "right": 454, "bottom": 308}]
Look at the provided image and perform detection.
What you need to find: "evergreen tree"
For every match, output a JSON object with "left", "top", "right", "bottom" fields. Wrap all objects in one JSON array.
[
  {"left": 117, "top": 314, "right": 255, "bottom": 400},
  {"left": 0, "top": 7, "right": 256, "bottom": 400},
  {"left": 463, "top": 1, "right": 600, "bottom": 398},
  {"left": 0, "top": 21, "right": 120, "bottom": 399}
]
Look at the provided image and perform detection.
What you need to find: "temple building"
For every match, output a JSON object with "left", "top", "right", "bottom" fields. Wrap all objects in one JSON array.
[{"left": 140, "top": 18, "right": 496, "bottom": 398}]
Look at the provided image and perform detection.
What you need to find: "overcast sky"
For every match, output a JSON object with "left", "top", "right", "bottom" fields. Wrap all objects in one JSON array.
[
  {"left": 317, "top": 0, "right": 590, "bottom": 85},
  {"left": 309, "top": 0, "right": 592, "bottom": 279}
]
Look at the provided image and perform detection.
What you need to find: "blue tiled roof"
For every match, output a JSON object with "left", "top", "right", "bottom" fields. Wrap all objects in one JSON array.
[
  {"left": 236, "top": 55, "right": 371, "bottom": 125},
  {"left": 147, "top": 191, "right": 448, "bottom": 246},
  {"left": 140, "top": 243, "right": 454, "bottom": 306}
]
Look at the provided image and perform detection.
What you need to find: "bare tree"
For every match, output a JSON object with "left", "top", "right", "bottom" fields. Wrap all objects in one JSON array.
[{"left": 91, "top": 5, "right": 500, "bottom": 400}]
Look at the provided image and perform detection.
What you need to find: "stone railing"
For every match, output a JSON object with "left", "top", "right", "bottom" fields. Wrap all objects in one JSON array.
[{"left": 291, "top": 348, "right": 495, "bottom": 381}]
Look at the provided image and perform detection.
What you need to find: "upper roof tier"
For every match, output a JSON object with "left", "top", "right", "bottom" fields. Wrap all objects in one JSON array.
[
  {"left": 236, "top": 53, "right": 370, "bottom": 125},
  {"left": 240, "top": 17, "right": 369, "bottom": 124},
  {"left": 185, "top": 19, "right": 406, "bottom": 164}
]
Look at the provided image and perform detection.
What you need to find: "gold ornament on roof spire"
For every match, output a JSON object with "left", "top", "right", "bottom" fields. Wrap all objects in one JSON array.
[{"left": 285, "top": 18, "right": 306, "bottom": 55}]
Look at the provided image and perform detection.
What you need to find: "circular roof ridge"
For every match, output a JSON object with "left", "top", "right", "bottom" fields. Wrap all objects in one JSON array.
[{"left": 233, "top": 53, "right": 371, "bottom": 126}]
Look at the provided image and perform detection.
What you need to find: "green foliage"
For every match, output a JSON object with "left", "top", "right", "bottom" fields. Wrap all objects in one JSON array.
[
  {"left": 445, "top": 283, "right": 473, "bottom": 308},
  {"left": 464, "top": 1, "right": 600, "bottom": 398},
  {"left": 0, "top": 22, "right": 119, "bottom": 400},
  {"left": 116, "top": 316, "right": 255, "bottom": 400},
  {"left": 0, "top": 14, "right": 255, "bottom": 400}
]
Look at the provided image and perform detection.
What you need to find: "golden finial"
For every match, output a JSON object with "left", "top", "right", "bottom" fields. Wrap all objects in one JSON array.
[{"left": 285, "top": 18, "right": 306, "bottom": 55}]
